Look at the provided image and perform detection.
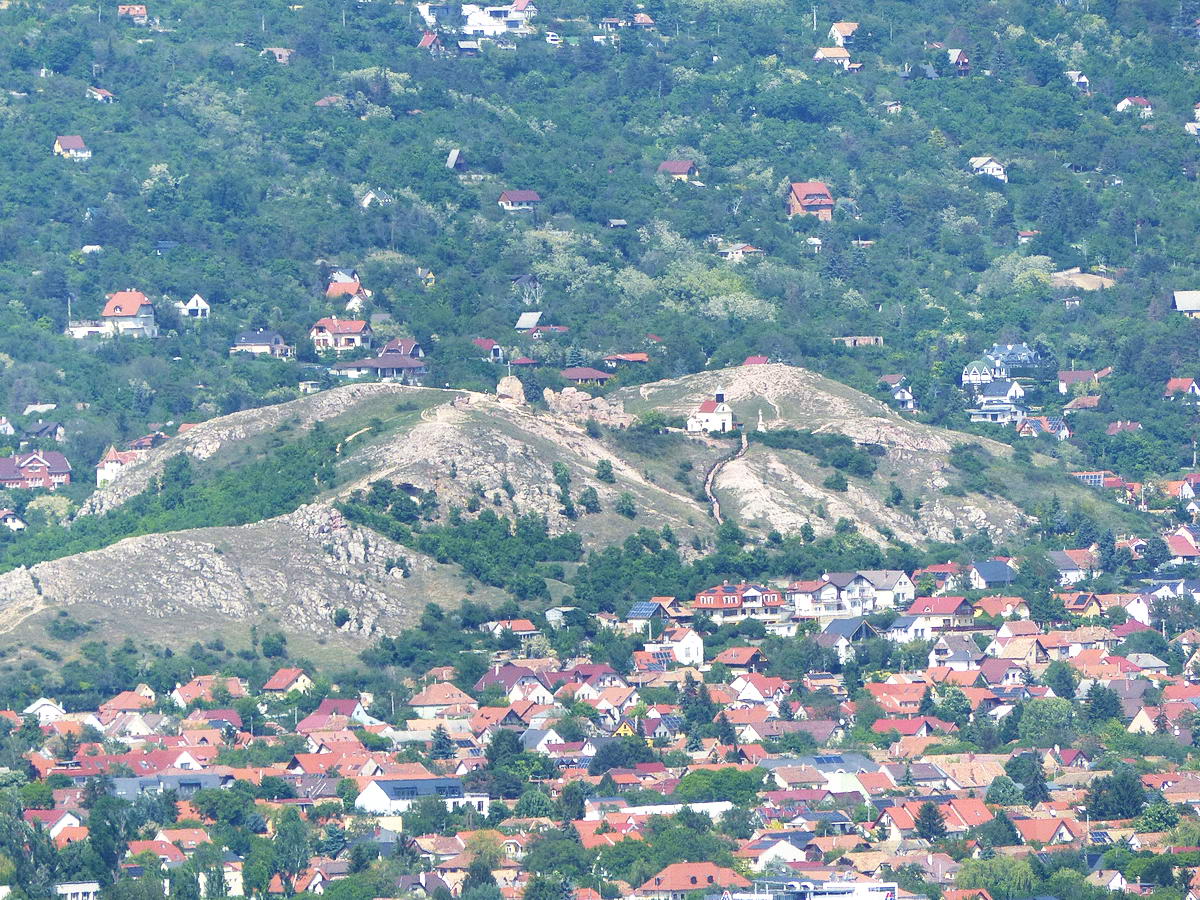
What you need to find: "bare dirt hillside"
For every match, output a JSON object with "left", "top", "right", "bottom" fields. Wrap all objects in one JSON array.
[
  {"left": 0, "top": 364, "right": 1137, "bottom": 651},
  {"left": 617, "top": 364, "right": 1132, "bottom": 544}
]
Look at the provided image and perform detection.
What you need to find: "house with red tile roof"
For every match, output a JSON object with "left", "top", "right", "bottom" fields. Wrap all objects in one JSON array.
[
  {"left": 261, "top": 668, "right": 314, "bottom": 696},
  {"left": 310, "top": 317, "right": 372, "bottom": 352},
  {"left": 787, "top": 181, "right": 835, "bottom": 220},
  {"left": 712, "top": 646, "right": 768, "bottom": 673},
  {"left": 635, "top": 862, "right": 750, "bottom": 900},
  {"left": 170, "top": 676, "right": 248, "bottom": 708},
  {"left": 1166, "top": 377, "right": 1200, "bottom": 399},
  {"left": 498, "top": 190, "right": 541, "bottom": 211},
  {"left": 657, "top": 160, "right": 697, "bottom": 180}
]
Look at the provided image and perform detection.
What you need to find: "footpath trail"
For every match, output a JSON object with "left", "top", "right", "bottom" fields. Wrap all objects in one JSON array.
[{"left": 705, "top": 431, "right": 748, "bottom": 523}]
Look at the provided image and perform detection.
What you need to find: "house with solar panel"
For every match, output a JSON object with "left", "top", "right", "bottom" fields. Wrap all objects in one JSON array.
[
  {"left": 644, "top": 626, "right": 704, "bottom": 667},
  {"left": 626, "top": 596, "right": 692, "bottom": 634}
]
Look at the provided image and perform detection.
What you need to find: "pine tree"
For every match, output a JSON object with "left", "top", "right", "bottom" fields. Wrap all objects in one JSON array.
[
  {"left": 1022, "top": 759, "right": 1050, "bottom": 804},
  {"left": 914, "top": 801, "right": 947, "bottom": 842},
  {"left": 431, "top": 724, "right": 455, "bottom": 759},
  {"left": 715, "top": 712, "right": 737, "bottom": 747}
]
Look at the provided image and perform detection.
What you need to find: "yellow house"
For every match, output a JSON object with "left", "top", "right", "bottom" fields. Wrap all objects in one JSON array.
[
  {"left": 657, "top": 160, "right": 697, "bottom": 181},
  {"left": 612, "top": 719, "right": 637, "bottom": 737},
  {"left": 417, "top": 267, "right": 436, "bottom": 289},
  {"left": 53, "top": 135, "right": 92, "bottom": 160}
]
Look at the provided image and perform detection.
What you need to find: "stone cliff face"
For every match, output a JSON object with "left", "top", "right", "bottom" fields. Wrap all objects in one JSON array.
[{"left": 0, "top": 504, "right": 465, "bottom": 644}]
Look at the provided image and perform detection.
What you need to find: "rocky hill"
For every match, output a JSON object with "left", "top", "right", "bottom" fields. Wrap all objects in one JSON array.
[{"left": 0, "top": 365, "right": 1141, "bottom": 654}]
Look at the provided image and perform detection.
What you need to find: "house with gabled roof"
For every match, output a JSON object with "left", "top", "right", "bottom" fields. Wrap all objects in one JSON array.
[
  {"left": 498, "top": 190, "right": 541, "bottom": 211},
  {"left": 311, "top": 317, "right": 371, "bottom": 353},
  {"left": 100, "top": 290, "right": 158, "bottom": 338},
  {"left": 635, "top": 862, "right": 749, "bottom": 900},
  {"left": 826, "top": 21, "right": 858, "bottom": 46},
  {"left": 906, "top": 596, "right": 973, "bottom": 635},
  {"left": 969, "top": 156, "right": 1006, "bottom": 182},
  {"left": 713, "top": 646, "right": 767, "bottom": 673},
  {"left": 974, "top": 595, "right": 1029, "bottom": 619},
  {"left": 657, "top": 160, "right": 696, "bottom": 181},
  {"left": 1116, "top": 96, "right": 1153, "bottom": 118},
  {"left": 262, "top": 668, "right": 314, "bottom": 697},
  {"left": 813, "top": 47, "right": 852, "bottom": 69},
  {"left": 1166, "top": 377, "right": 1200, "bottom": 400},
  {"left": 787, "top": 181, "right": 835, "bottom": 220},
  {"left": 968, "top": 560, "right": 1017, "bottom": 590},
  {"left": 54, "top": 135, "right": 92, "bottom": 160}
]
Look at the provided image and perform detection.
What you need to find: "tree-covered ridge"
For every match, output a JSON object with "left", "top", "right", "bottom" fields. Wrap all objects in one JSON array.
[{"left": 0, "top": 0, "right": 1199, "bottom": 499}]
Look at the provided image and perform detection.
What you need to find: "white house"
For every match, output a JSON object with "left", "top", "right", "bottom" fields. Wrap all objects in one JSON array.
[
  {"left": 0, "top": 509, "right": 26, "bottom": 531},
  {"left": 95, "top": 446, "right": 145, "bottom": 486},
  {"left": 858, "top": 570, "right": 917, "bottom": 609},
  {"left": 826, "top": 21, "right": 858, "bottom": 47},
  {"left": 686, "top": 392, "right": 735, "bottom": 433},
  {"left": 175, "top": 294, "right": 211, "bottom": 319},
  {"left": 1116, "top": 96, "right": 1153, "bottom": 118},
  {"left": 102, "top": 290, "right": 158, "bottom": 337},
  {"left": 354, "top": 777, "right": 490, "bottom": 816},
  {"left": 646, "top": 627, "right": 704, "bottom": 667},
  {"left": 969, "top": 156, "right": 1008, "bottom": 183},
  {"left": 813, "top": 47, "right": 852, "bottom": 70},
  {"left": 1064, "top": 71, "right": 1089, "bottom": 92},
  {"left": 22, "top": 697, "right": 66, "bottom": 724},
  {"left": 55, "top": 883, "right": 100, "bottom": 900}
]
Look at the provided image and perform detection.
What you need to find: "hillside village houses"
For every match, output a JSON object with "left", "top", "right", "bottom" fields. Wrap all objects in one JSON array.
[
  {"left": 1116, "top": 95, "right": 1154, "bottom": 117},
  {"left": 0, "top": 450, "right": 71, "bottom": 489},
  {"left": 174, "top": 294, "right": 210, "bottom": 320},
  {"left": 786, "top": 181, "right": 835, "bottom": 220},
  {"left": 333, "top": 337, "right": 429, "bottom": 384},
  {"left": 12, "top": 524, "right": 1200, "bottom": 900}
]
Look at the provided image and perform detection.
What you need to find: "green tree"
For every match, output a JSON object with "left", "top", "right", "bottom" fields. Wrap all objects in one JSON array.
[
  {"left": 1085, "top": 683, "right": 1123, "bottom": 724},
  {"left": 169, "top": 866, "right": 202, "bottom": 900},
  {"left": 1135, "top": 800, "right": 1179, "bottom": 833},
  {"left": 914, "top": 801, "right": 946, "bottom": 842},
  {"left": 1017, "top": 697, "right": 1075, "bottom": 747},
  {"left": 596, "top": 459, "right": 616, "bottom": 483},
  {"left": 431, "top": 724, "right": 455, "bottom": 760},
  {"left": 984, "top": 775, "right": 1022, "bottom": 806},
  {"left": 976, "top": 810, "right": 1020, "bottom": 848},
  {"left": 1042, "top": 660, "right": 1078, "bottom": 700},
  {"left": 1004, "top": 753, "right": 1049, "bottom": 804},
  {"left": 514, "top": 788, "right": 556, "bottom": 819},
  {"left": 273, "top": 807, "right": 310, "bottom": 895},
  {"left": 956, "top": 856, "right": 1035, "bottom": 900},
  {"left": 614, "top": 493, "right": 637, "bottom": 518},
  {"left": 1086, "top": 767, "right": 1146, "bottom": 821}
]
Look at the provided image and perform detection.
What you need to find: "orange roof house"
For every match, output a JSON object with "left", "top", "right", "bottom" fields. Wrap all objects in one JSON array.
[
  {"left": 636, "top": 863, "right": 750, "bottom": 899},
  {"left": 787, "top": 181, "right": 835, "bottom": 220}
]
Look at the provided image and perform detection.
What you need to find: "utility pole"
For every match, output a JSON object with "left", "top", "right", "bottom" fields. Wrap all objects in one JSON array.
[{"left": 811, "top": 5, "right": 817, "bottom": 31}]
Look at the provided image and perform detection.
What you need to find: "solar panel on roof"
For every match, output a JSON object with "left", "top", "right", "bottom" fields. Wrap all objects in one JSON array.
[
  {"left": 627, "top": 601, "right": 658, "bottom": 619},
  {"left": 813, "top": 755, "right": 843, "bottom": 765}
]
